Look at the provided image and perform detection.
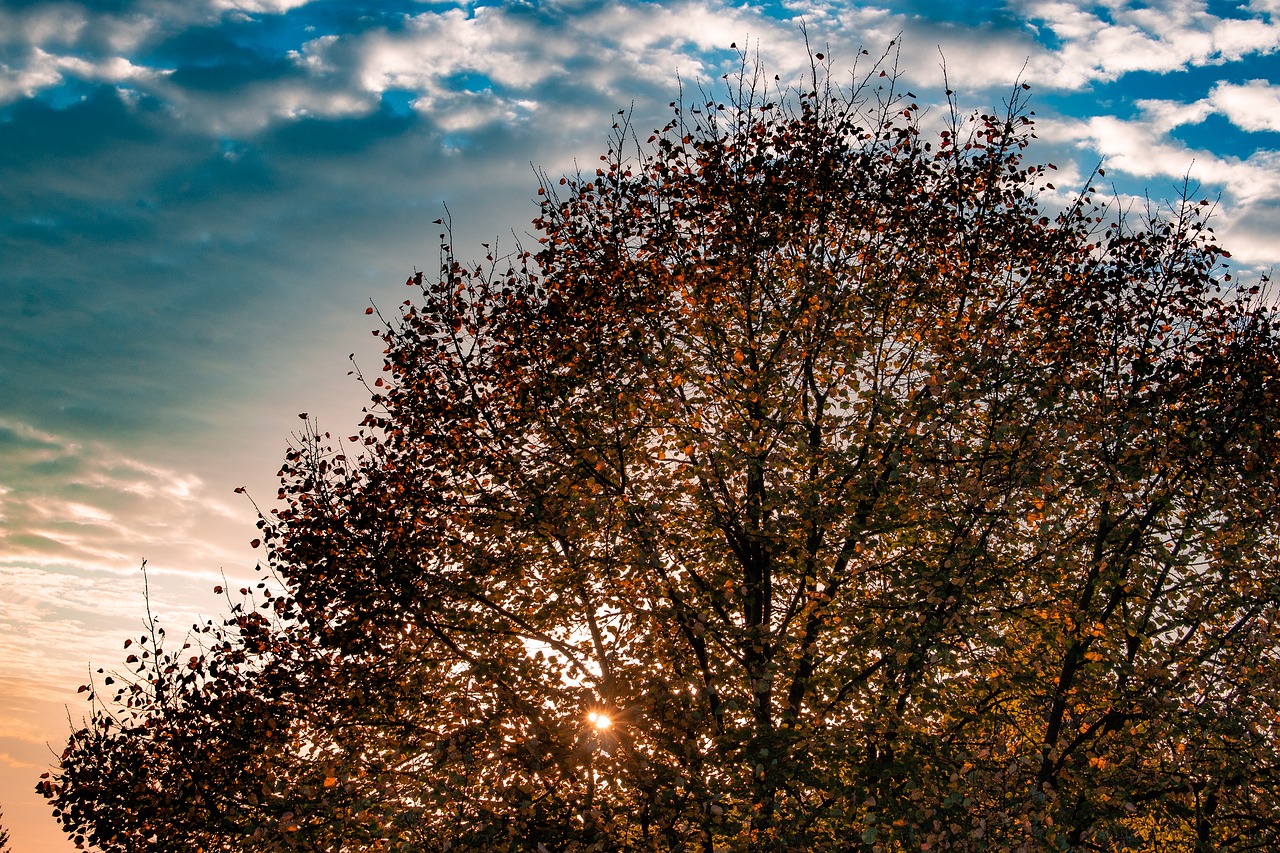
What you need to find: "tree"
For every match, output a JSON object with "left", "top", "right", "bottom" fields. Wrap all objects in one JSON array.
[
  {"left": 0, "top": 805, "right": 11, "bottom": 853},
  {"left": 42, "top": 50, "right": 1280, "bottom": 852}
]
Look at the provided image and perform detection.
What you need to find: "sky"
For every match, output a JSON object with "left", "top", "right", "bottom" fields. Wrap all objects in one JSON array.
[{"left": 2, "top": 0, "right": 1280, "bottom": 846}]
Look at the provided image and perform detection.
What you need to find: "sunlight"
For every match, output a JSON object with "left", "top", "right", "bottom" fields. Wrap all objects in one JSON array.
[{"left": 587, "top": 710, "right": 612, "bottom": 731}]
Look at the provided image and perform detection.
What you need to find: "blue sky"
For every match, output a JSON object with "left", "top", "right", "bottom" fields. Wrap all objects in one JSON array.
[{"left": 2, "top": 0, "right": 1279, "bottom": 845}]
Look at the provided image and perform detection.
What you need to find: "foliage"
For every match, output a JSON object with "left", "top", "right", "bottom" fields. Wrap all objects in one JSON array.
[{"left": 41, "top": 50, "right": 1280, "bottom": 852}]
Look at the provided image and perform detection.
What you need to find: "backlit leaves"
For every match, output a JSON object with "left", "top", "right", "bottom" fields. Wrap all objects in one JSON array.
[{"left": 42, "top": 51, "right": 1280, "bottom": 853}]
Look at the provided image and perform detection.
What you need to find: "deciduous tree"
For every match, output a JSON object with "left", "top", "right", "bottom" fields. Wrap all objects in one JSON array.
[{"left": 43, "top": 50, "right": 1280, "bottom": 852}]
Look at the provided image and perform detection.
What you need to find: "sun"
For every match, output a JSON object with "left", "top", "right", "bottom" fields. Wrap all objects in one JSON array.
[{"left": 587, "top": 710, "right": 612, "bottom": 731}]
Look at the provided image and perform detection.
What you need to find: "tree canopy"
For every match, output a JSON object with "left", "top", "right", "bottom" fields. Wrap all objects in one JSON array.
[{"left": 42, "top": 52, "right": 1280, "bottom": 852}]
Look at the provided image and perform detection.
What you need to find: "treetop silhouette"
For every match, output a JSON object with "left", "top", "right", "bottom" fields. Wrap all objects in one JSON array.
[{"left": 42, "top": 49, "right": 1280, "bottom": 852}]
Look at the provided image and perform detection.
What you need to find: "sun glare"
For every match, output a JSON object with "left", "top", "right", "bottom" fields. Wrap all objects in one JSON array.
[{"left": 587, "top": 710, "right": 612, "bottom": 731}]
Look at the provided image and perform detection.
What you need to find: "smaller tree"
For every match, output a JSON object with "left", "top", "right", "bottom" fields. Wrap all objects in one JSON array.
[{"left": 38, "top": 566, "right": 362, "bottom": 852}]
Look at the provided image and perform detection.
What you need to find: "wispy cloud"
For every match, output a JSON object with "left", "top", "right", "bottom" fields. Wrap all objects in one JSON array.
[{"left": 0, "top": 419, "right": 249, "bottom": 575}]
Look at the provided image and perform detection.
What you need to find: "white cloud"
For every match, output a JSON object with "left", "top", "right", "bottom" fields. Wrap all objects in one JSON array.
[
  {"left": 1133, "top": 96, "right": 1215, "bottom": 132},
  {"left": 5, "top": 0, "right": 1273, "bottom": 153},
  {"left": 1054, "top": 112, "right": 1280, "bottom": 198},
  {"left": 0, "top": 49, "right": 64, "bottom": 105},
  {"left": 1215, "top": 196, "right": 1280, "bottom": 266},
  {"left": 0, "top": 4, "right": 90, "bottom": 50},
  {"left": 1130, "top": 78, "right": 1280, "bottom": 137},
  {"left": 1008, "top": 0, "right": 1280, "bottom": 89},
  {"left": 1, "top": 0, "right": 1278, "bottom": 131},
  {"left": 1207, "top": 78, "right": 1280, "bottom": 132},
  {"left": 54, "top": 52, "right": 165, "bottom": 85},
  {"left": 1034, "top": 109, "right": 1280, "bottom": 265},
  {"left": 0, "top": 0, "right": 318, "bottom": 107},
  {"left": 290, "top": 0, "right": 814, "bottom": 111},
  {"left": 0, "top": 48, "right": 170, "bottom": 107},
  {"left": 0, "top": 2, "right": 167, "bottom": 67},
  {"left": 209, "top": 0, "right": 315, "bottom": 13}
]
